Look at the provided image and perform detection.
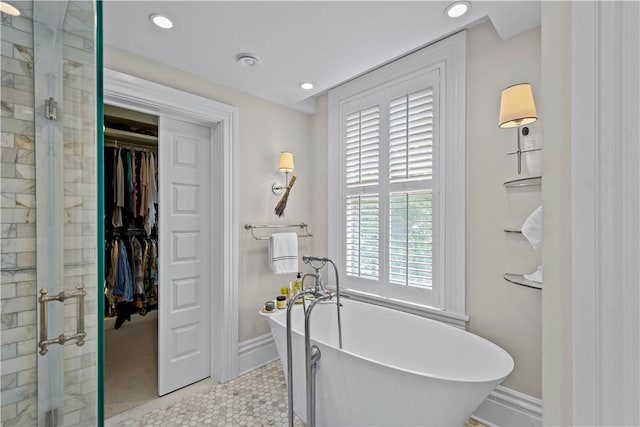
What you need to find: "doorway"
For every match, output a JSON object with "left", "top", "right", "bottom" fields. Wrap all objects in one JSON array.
[
  {"left": 102, "top": 104, "right": 160, "bottom": 417},
  {"left": 103, "top": 69, "right": 240, "bottom": 418}
]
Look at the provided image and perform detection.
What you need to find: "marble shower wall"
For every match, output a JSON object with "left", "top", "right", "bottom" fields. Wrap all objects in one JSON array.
[
  {"left": 1, "top": 1, "right": 98, "bottom": 425},
  {"left": 1, "top": 3, "right": 38, "bottom": 424}
]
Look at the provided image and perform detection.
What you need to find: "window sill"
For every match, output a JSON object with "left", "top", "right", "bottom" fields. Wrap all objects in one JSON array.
[{"left": 339, "top": 289, "right": 469, "bottom": 329}]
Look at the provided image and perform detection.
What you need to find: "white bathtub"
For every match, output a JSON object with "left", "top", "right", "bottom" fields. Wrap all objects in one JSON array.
[{"left": 265, "top": 298, "right": 513, "bottom": 426}]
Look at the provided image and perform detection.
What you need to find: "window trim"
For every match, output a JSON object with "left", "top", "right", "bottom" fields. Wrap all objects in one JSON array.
[{"left": 328, "top": 31, "right": 467, "bottom": 321}]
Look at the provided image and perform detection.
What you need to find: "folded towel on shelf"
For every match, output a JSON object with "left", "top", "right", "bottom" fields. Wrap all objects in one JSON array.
[
  {"left": 522, "top": 206, "right": 543, "bottom": 249},
  {"left": 524, "top": 265, "right": 543, "bottom": 284},
  {"left": 268, "top": 232, "right": 299, "bottom": 274}
]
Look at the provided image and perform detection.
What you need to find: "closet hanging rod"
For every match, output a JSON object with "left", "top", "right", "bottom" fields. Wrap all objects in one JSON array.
[
  {"left": 244, "top": 222, "right": 313, "bottom": 241},
  {"left": 104, "top": 138, "right": 157, "bottom": 152},
  {"left": 108, "top": 227, "right": 148, "bottom": 234}
]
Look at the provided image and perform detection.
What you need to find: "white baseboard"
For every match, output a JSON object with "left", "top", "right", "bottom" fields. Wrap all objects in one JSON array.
[
  {"left": 240, "top": 335, "right": 542, "bottom": 427},
  {"left": 472, "top": 385, "right": 542, "bottom": 427},
  {"left": 238, "top": 333, "right": 279, "bottom": 376}
]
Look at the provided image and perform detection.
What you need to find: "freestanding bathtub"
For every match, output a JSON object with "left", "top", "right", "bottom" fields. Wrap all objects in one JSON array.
[{"left": 265, "top": 298, "right": 513, "bottom": 426}]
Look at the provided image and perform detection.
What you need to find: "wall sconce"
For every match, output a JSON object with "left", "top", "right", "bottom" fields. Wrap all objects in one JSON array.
[
  {"left": 272, "top": 151, "right": 294, "bottom": 194},
  {"left": 499, "top": 83, "right": 539, "bottom": 174}
]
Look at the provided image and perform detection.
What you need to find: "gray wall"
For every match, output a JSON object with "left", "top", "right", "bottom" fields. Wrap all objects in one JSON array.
[
  {"left": 104, "top": 46, "right": 321, "bottom": 342},
  {"left": 541, "top": 1, "right": 573, "bottom": 424},
  {"left": 466, "top": 22, "right": 542, "bottom": 398}
]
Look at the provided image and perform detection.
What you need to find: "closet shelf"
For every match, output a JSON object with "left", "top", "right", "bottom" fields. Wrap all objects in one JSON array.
[
  {"left": 503, "top": 176, "right": 542, "bottom": 188},
  {"left": 104, "top": 127, "right": 158, "bottom": 145},
  {"left": 503, "top": 273, "right": 542, "bottom": 290}
]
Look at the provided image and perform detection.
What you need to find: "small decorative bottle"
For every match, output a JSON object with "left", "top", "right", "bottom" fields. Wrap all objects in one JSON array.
[{"left": 280, "top": 287, "right": 289, "bottom": 304}]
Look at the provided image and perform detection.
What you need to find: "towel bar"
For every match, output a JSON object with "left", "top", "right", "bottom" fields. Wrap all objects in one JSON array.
[{"left": 244, "top": 222, "right": 313, "bottom": 241}]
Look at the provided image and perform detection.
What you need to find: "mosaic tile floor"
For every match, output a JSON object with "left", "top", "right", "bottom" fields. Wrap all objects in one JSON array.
[
  {"left": 109, "top": 361, "right": 486, "bottom": 427},
  {"left": 111, "top": 362, "right": 304, "bottom": 427}
]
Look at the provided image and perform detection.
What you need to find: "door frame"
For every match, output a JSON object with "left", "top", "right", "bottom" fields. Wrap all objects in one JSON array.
[
  {"left": 571, "top": 1, "right": 640, "bottom": 424},
  {"left": 103, "top": 69, "right": 240, "bottom": 383}
]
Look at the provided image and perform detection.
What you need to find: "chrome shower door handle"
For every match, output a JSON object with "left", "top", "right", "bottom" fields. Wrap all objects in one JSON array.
[
  {"left": 38, "top": 289, "right": 49, "bottom": 356},
  {"left": 75, "top": 285, "right": 85, "bottom": 346},
  {"left": 38, "top": 285, "right": 87, "bottom": 356}
]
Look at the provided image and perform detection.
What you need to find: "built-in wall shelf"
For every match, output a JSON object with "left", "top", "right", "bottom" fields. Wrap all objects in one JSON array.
[
  {"left": 503, "top": 273, "right": 542, "bottom": 290},
  {"left": 503, "top": 176, "right": 542, "bottom": 188},
  {"left": 104, "top": 127, "right": 158, "bottom": 145}
]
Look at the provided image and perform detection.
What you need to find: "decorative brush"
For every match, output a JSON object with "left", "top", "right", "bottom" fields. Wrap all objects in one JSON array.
[{"left": 274, "top": 175, "right": 296, "bottom": 217}]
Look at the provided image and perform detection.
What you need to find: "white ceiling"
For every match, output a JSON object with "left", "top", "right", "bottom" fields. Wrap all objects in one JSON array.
[{"left": 103, "top": 1, "right": 540, "bottom": 114}]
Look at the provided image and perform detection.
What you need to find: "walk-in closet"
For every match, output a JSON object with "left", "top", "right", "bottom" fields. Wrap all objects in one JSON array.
[
  {"left": 103, "top": 105, "right": 160, "bottom": 417},
  {"left": 104, "top": 70, "right": 228, "bottom": 419}
]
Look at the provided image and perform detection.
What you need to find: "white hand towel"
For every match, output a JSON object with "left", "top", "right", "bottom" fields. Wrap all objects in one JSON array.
[
  {"left": 268, "top": 232, "right": 299, "bottom": 274},
  {"left": 522, "top": 206, "right": 543, "bottom": 249},
  {"left": 524, "top": 265, "right": 543, "bottom": 284}
]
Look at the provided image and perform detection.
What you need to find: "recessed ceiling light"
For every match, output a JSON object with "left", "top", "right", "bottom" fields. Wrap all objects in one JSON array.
[
  {"left": 445, "top": 1, "right": 470, "bottom": 18},
  {"left": 299, "top": 82, "right": 314, "bottom": 90},
  {"left": 0, "top": 1, "right": 20, "bottom": 16},
  {"left": 236, "top": 54, "right": 261, "bottom": 68},
  {"left": 149, "top": 13, "right": 173, "bottom": 29}
]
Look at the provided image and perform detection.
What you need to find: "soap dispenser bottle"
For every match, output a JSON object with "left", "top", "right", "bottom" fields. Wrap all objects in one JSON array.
[{"left": 292, "top": 272, "right": 303, "bottom": 304}]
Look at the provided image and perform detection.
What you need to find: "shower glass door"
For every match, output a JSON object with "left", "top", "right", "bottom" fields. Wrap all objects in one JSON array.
[
  {"left": 34, "top": 1, "right": 100, "bottom": 425},
  {"left": 0, "top": 1, "right": 100, "bottom": 425}
]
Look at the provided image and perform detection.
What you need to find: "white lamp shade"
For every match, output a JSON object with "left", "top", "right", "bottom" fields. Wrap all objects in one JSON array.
[
  {"left": 0, "top": 2, "right": 20, "bottom": 16},
  {"left": 499, "top": 83, "right": 538, "bottom": 128},
  {"left": 278, "top": 151, "right": 294, "bottom": 172}
]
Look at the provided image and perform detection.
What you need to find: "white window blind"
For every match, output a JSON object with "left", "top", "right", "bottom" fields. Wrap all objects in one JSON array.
[
  {"left": 343, "top": 87, "right": 434, "bottom": 288},
  {"left": 389, "top": 190, "right": 433, "bottom": 288},
  {"left": 389, "top": 89, "right": 434, "bottom": 182},
  {"left": 387, "top": 88, "right": 434, "bottom": 289},
  {"left": 329, "top": 32, "right": 466, "bottom": 317},
  {"left": 346, "top": 194, "right": 380, "bottom": 279},
  {"left": 346, "top": 106, "right": 380, "bottom": 186},
  {"left": 345, "top": 103, "right": 381, "bottom": 280}
]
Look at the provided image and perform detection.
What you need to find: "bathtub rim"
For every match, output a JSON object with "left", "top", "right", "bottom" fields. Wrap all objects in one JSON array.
[{"left": 262, "top": 299, "right": 515, "bottom": 385}]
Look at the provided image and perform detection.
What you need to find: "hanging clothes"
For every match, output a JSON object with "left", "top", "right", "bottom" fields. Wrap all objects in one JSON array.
[
  {"left": 144, "top": 237, "right": 158, "bottom": 306},
  {"left": 113, "top": 239, "right": 133, "bottom": 302},
  {"left": 131, "top": 236, "right": 146, "bottom": 311},
  {"left": 144, "top": 152, "right": 158, "bottom": 236},
  {"left": 132, "top": 151, "right": 138, "bottom": 218},
  {"left": 139, "top": 151, "right": 147, "bottom": 219},
  {"left": 104, "top": 142, "right": 159, "bottom": 329},
  {"left": 104, "top": 239, "right": 118, "bottom": 317},
  {"left": 106, "top": 239, "right": 118, "bottom": 291},
  {"left": 104, "top": 234, "right": 159, "bottom": 317},
  {"left": 112, "top": 148, "right": 125, "bottom": 227},
  {"left": 126, "top": 150, "right": 134, "bottom": 214},
  {"left": 104, "top": 147, "right": 115, "bottom": 224},
  {"left": 105, "top": 147, "right": 157, "bottom": 234},
  {"left": 150, "top": 238, "right": 158, "bottom": 294}
]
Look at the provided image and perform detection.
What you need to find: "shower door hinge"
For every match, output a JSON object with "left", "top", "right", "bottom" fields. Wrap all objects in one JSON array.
[
  {"left": 44, "top": 97, "right": 57, "bottom": 121},
  {"left": 45, "top": 408, "right": 59, "bottom": 427}
]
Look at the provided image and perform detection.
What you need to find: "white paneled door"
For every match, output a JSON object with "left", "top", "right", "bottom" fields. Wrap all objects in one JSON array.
[{"left": 158, "top": 117, "right": 211, "bottom": 395}]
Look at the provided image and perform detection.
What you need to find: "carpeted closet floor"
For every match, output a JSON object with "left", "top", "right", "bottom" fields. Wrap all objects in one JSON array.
[{"left": 104, "top": 311, "right": 158, "bottom": 419}]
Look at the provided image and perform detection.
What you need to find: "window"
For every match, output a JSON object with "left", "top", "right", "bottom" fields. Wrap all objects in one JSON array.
[{"left": 328, "top": 32, "right": 467, "bottom": 319}]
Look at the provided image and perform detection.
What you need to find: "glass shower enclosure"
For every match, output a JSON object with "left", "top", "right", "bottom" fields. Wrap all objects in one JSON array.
[{"left": 1, "top": 1, "right": 101, "bottom": 425}]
